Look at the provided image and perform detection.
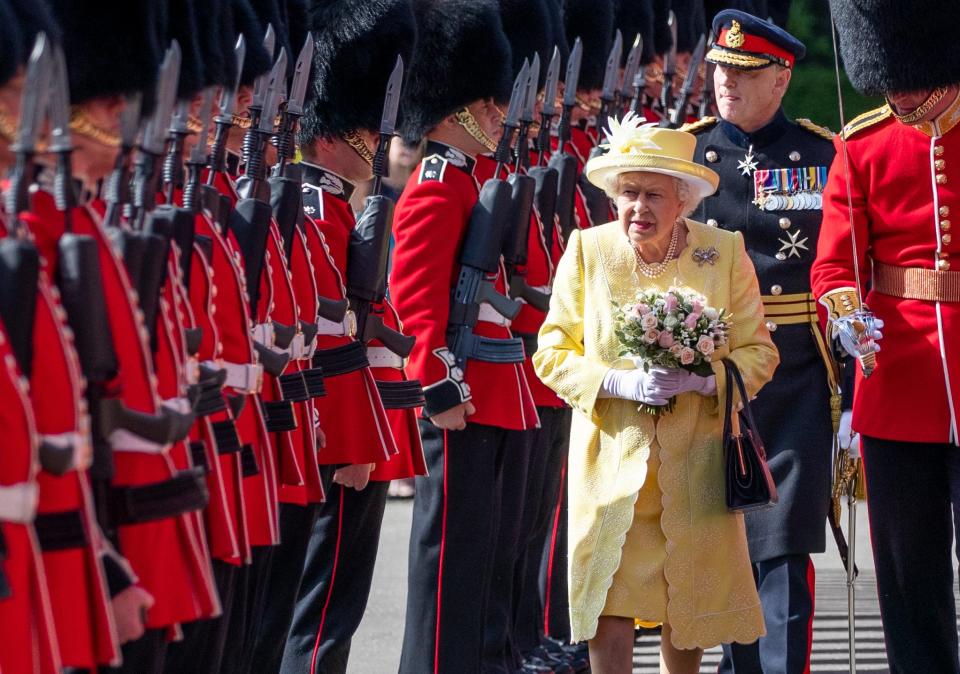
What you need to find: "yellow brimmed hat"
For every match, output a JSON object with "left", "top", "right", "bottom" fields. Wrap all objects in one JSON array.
[{"left": 585, "top": 112, "right": 719, "bottom": 200}]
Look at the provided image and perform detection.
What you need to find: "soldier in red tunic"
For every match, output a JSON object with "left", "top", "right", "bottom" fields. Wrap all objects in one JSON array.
[
  {"left": 812, "top": 1, "right": 960, "bottom": 670},
  {"left": 391, "top": 2, "right": 541, "bottom": 672}
]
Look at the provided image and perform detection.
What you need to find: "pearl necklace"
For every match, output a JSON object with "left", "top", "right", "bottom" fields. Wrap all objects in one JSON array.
[{"left": 632, "top": 220, "right": 681, "bottom": 278}]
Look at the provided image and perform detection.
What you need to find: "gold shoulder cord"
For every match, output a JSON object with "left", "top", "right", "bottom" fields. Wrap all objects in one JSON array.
[{"left": 454, "top": 108, "right": 497, "bottom": 152}]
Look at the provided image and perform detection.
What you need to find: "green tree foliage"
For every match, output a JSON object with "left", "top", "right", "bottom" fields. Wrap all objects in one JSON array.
[{"left": 781, "top": 0, "right": 882, "bottom": 130}]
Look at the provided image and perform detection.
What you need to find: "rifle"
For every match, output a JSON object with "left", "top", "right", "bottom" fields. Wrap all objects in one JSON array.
[
  {"left": 229, "top": 49, "right": 286, "bottom": 318},
  {"left": 553, "top": 39, "right": 583, "bottom": 240},
  {"left": 699, "top": 61, "right": 716, "bottom": 120},
  {"left": 347, "top": 56, "right": 416, "bottom": 358},
  {"left": 0, "top": 34, "right": 50, "bottom": 378},
  {"left": 446, "top": 65, "right": 527, "bottom": 371},
  {"left": 667, "top": 34, "right": 706, "bottom": 128},
  {"left": 530, "top": 48, "right": 561, "bottom": 253},
  {"left": 658, "top": 11, "right": 679, "bottom": 122},
  {"left": 504, "top": 59, "right": 550, "bottom": 313}
]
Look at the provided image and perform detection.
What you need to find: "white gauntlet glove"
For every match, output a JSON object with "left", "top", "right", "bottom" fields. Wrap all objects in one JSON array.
[
  {"left": 835, "top": 315, "right": 884, "bottom": 360},
  {"left": 837, "top": 410, "right": 860, "bottom": 459}
]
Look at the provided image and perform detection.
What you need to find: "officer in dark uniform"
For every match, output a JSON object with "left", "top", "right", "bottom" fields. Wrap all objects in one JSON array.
[{"left": 683, "top": 11, "right": 838, "bottom": 674}]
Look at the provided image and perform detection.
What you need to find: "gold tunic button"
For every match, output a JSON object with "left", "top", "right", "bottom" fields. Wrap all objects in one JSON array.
[
  {"left": 937, "top": 173, "right": 948, "bottom": 185},
  {"left": 705, "top": 150, "right": 719, "bottom": 163},
  {"left": 936, "top": 159, "right": 947, "bottom": 171},
  {"left": 771, "top": 285, "right": 783, "bottom": 295},
  {"left": 942, "top": 220, "right": 952, "bottom": 231},
  {"left": 779, "top": 217, "right": 791, "bottom": 229},
  {"left": 943, "top": 233, "right": 953, "bottom": 244},
  {"left": 789, "top": 151, "right": 801, "bottom": 162},
  {"left": 938, "top": 258, "right": 952, "bottom": 271},
  {"left": 765, "top": 320, "right": 778, "bottom": 332},
  {"left": 706, "top": 218, "right": 718, "bottom": 227},
  {"left": 936, "top": 145, "right": 945, "bottom": 156},
  {"left": 941, "top": 205, "right": 951, "bottom": 217}
]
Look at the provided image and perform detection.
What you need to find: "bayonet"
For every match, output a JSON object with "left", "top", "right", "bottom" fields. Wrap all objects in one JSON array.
[
  {"left": 142, "top": 42, "right": 181, "bottom": 156},
  {"left": 371, "top": 55, "right": 404, "bottom": 193},
  {"left": 6, "top": 34, "right": 52, "bottom": 224},
  {"left": 535, "top": 47, "right": 561, "bottom": 162},
  {"left": 258, "top": 49, "right": 286, "bottom": 134},
  {"left": 120, "top": 94, "right": 143, "bottom": 148},
  {"left": 562, "top": 39, "right": 583, "bottom": 108},
  {"left": 668, "top": 33, "right": 706, "bottom": 127},
  {"left": 660, "top": 11, "right": 679, "bottom": 114},
  {"left": 380, "top": 55, "right": 403, "bottom": 137},
  {"left": 102, "top": 94, "right": 142, "bottom": 228},
  {"left": 250, "top": 24, "right": 276, "bottom": 111},
  {"left": 217, "top": 35, "right": 246, "bottom": 124},
  {"left": 600, "top": 30, "right": 623, "bottom": 103},
  {"left": 492, "top": 60, "right": 530, "bottom": 170},
  {"left": 285, "top": 33, "right": 313, "bottom": 118},
  {"left": 620, "top": 34, "right": 642, "bottom": 112},
  {"left": 595, "top": 30, "right": 623, "bottom": 143},
  {"left": 558, "top": 38, "right": 583, "bottom": 154},
  {"left": 541, "top": 47, "right": 561, "bottom": 118},
  {"left": 46, "top": 43, "right": 78, "bottom": 221},
  {"left": 522, "top": 53, "right": 539, "bottom": 123}
]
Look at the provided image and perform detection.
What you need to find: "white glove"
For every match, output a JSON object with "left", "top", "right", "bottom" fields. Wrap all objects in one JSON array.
[
  {"left": 837, "top": 410, "right": 860, "bottom": 459},
  {"left": 600, "top": 366, "right": 715, "bottom": 404},
  {"left": 835, "top": 315, "right": 884, "bottom": 360}
]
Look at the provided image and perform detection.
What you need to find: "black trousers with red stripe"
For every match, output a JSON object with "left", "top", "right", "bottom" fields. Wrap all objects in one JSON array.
[
  {"left": 542, "top": 457, "right": 571, "bottom": 642},
  {"left": 279, "top": 466, "right": 389, "bottom": 674},
  {"left": 246, "top": 503, "right": 320, "bottom": 674},
  {"left": 514, "top": 406, "right": 571, "bottom": 655},
  {"left": 718, "top": 554, "right": 815, "bottom": 674},
  {"left": 400, "top": 420, "right": 523, "bottom": 674}
]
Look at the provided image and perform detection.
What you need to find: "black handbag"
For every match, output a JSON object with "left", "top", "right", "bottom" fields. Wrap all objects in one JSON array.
[{"left": 722, "top": 359, "right": 778, "bottom": 513}]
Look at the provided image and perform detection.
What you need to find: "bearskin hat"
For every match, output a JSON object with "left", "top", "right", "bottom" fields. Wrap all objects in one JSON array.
[
  {"left": 563, "top": 0, "right": 613, "bottom": 91},
  {"left": 44, "top": 0, "right": 162, "bottom": 104},
  {"left": 498, "top": 0, "right": 553, "bottom": 84},
  {"left": 250, "top": 0, "right": 291, "bottom": 67},
  {"left": 298, "top": 0, "right": 416, "bottom": 144},
  {"left": 400, "top": 0, "right": 513, "bottom": 143},
  {"left": 0, "top": 1, "right": 23, "bottom": 87},
  {"left": 613, "top": 0, "right": 655, "bottom": 66},
  {"left": 543, "top": 0, "right": 569, "bottom": 74},
  {"left": 831, "top": 0, "right": 960, "bottom": 96},
  {"left": 233, "top": 0, "right": 273, "bottom": 86},
  {"left": 670, "top": 0, "right": 706, "bottom": 53}
]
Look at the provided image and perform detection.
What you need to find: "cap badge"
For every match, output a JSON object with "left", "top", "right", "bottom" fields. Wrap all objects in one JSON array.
[{"left": 728, "top": 20, "right": 745, "bottom": 49}]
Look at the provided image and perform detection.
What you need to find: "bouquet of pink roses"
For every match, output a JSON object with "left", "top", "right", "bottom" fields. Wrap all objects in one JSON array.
[{"left": 613, "top": 287, "right": 730, "bottom": 414}]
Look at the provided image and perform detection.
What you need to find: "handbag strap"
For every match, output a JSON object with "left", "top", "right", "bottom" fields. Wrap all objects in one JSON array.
[
  {"left": 725, "top": 359, "right": 760, "bottom": 438},
  {"left": 722, "top": 359, "right": 736, "bottom": 438}
]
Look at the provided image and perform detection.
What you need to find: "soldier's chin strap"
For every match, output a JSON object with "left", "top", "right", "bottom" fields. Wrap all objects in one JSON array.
[
  {"left": 342, "top": 130, "right": 374, "bottom": 166},
  {"left": 887, "top": 86, "right": 949, "bottom": 125},
  {"left": 455, "top": 107, "right": 497, "bottom": 152}
]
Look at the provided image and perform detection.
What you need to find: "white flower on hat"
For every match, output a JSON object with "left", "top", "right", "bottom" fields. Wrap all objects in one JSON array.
[{"left": 601, "top": 112, "right": 662, "bottom": 157}]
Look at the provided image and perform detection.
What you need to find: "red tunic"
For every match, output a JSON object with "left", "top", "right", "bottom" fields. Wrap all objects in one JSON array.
[
  {"left": 0, "top": 319, "right": 60, "bottom": 674},
  {"left": 299, "top": 165, "right": 397, "bottom": 466},
  {"left": 27, "top": 196, "right": 220, "bottom": 629},
  {"left": 391, "top": 142, "right": 538, "bottom": 430},
  {"left": 811, "top": 104, "right": 960, "bottom": 443}
]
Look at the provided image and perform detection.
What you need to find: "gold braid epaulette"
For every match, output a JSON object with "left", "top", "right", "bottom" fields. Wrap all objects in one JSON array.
[
  {"left": 841, "top": 104, "right": 893, "bottom": 139},
  {"left": 796, "top": 118, "right": 835, "bottom": 141},
  {"left": 679, "top": 116, "right": 718, "bottom": 134}
]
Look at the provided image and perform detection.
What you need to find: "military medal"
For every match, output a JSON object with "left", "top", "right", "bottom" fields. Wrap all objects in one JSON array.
[
  {"left": 777, "top": 229, "right": 809, "bottom": 258},
  {"left": 753, "top": 165, "right": 828, "bottom": 212},
  {"left": 738, "top": 144, "right": 759, "bottom": 176}
]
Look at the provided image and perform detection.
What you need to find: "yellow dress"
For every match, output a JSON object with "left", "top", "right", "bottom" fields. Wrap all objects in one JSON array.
[{"left": 533, "top": 219, "right": 779, "bottom": 649}]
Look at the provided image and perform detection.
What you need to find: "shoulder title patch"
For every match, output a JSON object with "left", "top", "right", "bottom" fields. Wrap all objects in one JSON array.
[
  {"left": 679, "top": 116, "right": 718, "bottom": 134},
  {"left": 418, "top": 154, "right": 448, "bottom": 184},
  {"left": 796, "top": 118, "right": 835, "bottom": 140},
  {"left": 842, "top": 105, "right": 893, "bottom": 139}
]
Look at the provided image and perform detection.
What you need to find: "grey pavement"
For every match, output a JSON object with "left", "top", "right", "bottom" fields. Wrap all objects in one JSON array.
[{"left": 348, "top": 498, "right": 894, "bottom": 674}]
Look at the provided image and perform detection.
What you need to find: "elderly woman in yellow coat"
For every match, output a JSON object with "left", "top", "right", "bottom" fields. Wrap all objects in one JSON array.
[{"left": 533, "top": 114, "right": 780, "bottom": 674}]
